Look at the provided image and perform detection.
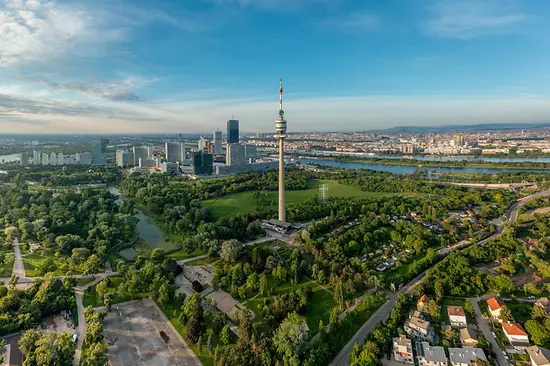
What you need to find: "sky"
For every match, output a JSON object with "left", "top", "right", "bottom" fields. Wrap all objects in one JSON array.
[{"left": 1, "top": 0, "right": 550, "bottom": 134}]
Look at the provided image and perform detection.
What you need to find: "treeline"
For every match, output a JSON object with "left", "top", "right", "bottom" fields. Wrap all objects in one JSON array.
[
  {"left": 0, "top": 185, "right": 137, "bottom": 267},
  {"left": 14, "top": 166, "right": 121, "bottom": 186},
  {"left": 0, "top": 274, "right": 76, "bottom": 335}
]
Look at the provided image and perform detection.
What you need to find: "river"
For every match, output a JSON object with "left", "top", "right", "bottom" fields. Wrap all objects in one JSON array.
[
  {"left": 298, "top": 157, "right": 550, "bottom": 175},
  {"left": 298, "top": 151, "right": 550, "bottom": 163}
]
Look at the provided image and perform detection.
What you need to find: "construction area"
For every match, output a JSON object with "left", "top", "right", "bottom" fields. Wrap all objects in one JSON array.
[{"left": 103, "top": 298, "right": 200, "bottom": 366}]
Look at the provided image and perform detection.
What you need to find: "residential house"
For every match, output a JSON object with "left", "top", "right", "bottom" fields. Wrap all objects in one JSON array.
[
  {"left": 535, "top": 298, "right": 550, "bottom": 315},
  {"left": 486, "top": 297, "right": 505, "bottom": 321},
  {"left": 502, "top": 322, "right": 530, "bottom": 352},
  {"left": 526, "top": 346, "right": 550, "bottom": 366},
  {"left": 393, "top": 335, "right": 414, "bottom": 364},
  {"left": 418, "top": 295, "right": 430, "bottom": 311},
  {"left": 448, "top": 306, "right": 467, "bottom": 327},
  {"left": 459, "top": 328, "right": 479, "bottom": 347},
  {"left": 405, "top": 311, "right": 436, "bottom": 344},
  {"left": 448, "top": 347, "right": 487, "bottom": 366},
  {"left": 386, "top": 259, "right": 395, "bottom": 267},
  {"left": 416, "top": 342, "right": 448, "bottom": 366},
  {"left": 376, "top": 264, "right": 388, "bottom": 272}
]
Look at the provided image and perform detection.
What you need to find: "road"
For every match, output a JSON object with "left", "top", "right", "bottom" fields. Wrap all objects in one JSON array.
[
  {"left": 470, "top": 295, "right": 509, "bottom": 366},
  {"left": 329, "top": 189, "right": 550, "bottom": 366},
  {"left": 11, "top": 238, "right": 26, "bottom": 278}
]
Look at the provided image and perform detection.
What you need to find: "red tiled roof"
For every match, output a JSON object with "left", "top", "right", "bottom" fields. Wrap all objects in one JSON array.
[
  {"left": 447, "top": 306, "right": 466, "bottom": 317},
  {"left": 487, "top": 297, "right": 504, "bottom": 311},
  {"left": 502, "top": 322, "right": 528, "bottom": 337},
  {"left": 418, "top": 295, "right": 429, "bottom": 304}
]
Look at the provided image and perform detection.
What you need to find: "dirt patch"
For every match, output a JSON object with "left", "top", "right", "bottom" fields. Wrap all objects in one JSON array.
[
  {"left": 41, "top": 312, "right": 77, "bottom": 335},
  {"left": 475, "top": 262, "right": 500, "bottom": 275}
]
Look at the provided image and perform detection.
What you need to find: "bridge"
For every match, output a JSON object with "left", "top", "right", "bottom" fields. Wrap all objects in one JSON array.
[{"left": 440, "top": 181, "right": 536, "bottom": 190}]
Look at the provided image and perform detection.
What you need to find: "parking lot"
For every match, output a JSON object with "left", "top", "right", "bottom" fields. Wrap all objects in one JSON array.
[{"left": 103, "top": 298, "right": 200, "bottom": 366}]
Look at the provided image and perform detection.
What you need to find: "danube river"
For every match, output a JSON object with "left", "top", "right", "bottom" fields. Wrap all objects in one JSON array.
[
  {"left": 300, "top": 151, "right": 550, "bottom": 163},
  {"left": 298, "top": 157, "right": 550, "bottom": 175}
]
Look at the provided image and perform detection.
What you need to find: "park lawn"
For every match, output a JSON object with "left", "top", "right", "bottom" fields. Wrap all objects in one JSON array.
[
  {"left": 203, "top": 179, "right": 404, "bottom": 219},
  {"left": 184, "top": 256, "right": 220, "bottom": 267},
  {"left": 159, "top": 301, "right": 233, "bottom": 366},
  {"left": 83, "top": 276, "right": 151, "bottom": 308},
  {"left": 506, "top": 301, "right": 533, "bottom": 323},
  {"left": 75, "top": 277, "right": 96, "bottom": 286},
  {"left": 245, "top": 276, "right": 336, "bottom": 334}
]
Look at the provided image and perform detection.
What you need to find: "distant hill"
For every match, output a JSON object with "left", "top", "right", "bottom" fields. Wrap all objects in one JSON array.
[{"left": 371, "top": 122, "right": 550, "bottom": 133}]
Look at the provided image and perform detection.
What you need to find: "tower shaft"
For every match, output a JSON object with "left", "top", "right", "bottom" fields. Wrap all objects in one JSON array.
[{"left": 278, "top": 138, "right": 285, "bottom": 221}]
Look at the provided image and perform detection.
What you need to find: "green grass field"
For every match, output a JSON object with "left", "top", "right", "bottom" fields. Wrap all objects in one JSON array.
[
  {"left": 83, "top": 276, "right": 151, "bottom": 308},
  {"left": 203, "top": 179, "right": 403, "bottom": 219},
  {"left": 22, "top": 252, "right": 83, "bottom": 277},
  {"left": 0, "top": 248, "right": 14, "bottom": 277}
]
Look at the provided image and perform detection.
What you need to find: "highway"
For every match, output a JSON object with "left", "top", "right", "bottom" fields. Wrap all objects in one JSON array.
[{"left": 329, "top": 189, "right": 550, "bottom": 366}]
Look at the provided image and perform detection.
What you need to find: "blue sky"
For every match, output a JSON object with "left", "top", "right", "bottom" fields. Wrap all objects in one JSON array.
[{"left": 1, "top": 0, "right": 550, "bottom": 133}]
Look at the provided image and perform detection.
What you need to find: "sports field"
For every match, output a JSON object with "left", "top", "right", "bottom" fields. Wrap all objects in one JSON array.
[{"left": 203, "top": 179, "right": 401, "bottom": 219}]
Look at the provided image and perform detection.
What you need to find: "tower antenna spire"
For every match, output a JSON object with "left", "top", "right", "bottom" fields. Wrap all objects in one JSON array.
[{"left": 275, "top": 76, "right": 287, "bottom": 222}]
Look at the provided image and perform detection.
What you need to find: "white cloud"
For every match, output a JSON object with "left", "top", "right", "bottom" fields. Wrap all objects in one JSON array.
[
  {"left": 0, "top": 0, "right": 199, "bottom": 68},
  {"left": 424, "top": 0, "right": 527, "bottom": 39}
]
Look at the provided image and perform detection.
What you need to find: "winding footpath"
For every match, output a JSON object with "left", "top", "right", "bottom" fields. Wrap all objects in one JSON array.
[{"left": 329, "top": 189, "right": 550, "bottom": 366}]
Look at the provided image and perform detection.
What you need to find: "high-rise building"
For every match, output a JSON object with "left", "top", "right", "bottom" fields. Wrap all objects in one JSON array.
[
  {"left": 198, "top": 137, "right": 210, "bottom": 152},
  {"left": 76, "top": 152, "right": 92, "bottom": 165},
  {"left": 226, "top": 143, "right": 245, "bottom": 167},
  {"left": 227, "top": 119, "right": 239, "bottom": 144},
  {"left": 20, "top": 152, "right": 28, "bottom": 167},
  {"left": 245, "top": 145, "right": 258, "bottom": 161},
  {"left": 50, "top": 152, "right": 57, "bottom": 166},
  {"left": 57, "top": 153, "right": 64, "bottom": 165},
  {"left": 191, "top": 151, "right": 213, "bottom": 175},
  {"left": 33, "top": 150, "right": 40, "bottom": 165},
  {"left": 92, "top": 139, "right": 108, "bottom": 164},
  {"left": 133, "top": 146, "right": 150, "bottom": 165},
  {"left": 42, "top": 153, "right": 49, "bottom": 166},
  {"left": 275, "top": 77, "right": 287, "bottom": 222},
  {"left": 116, "top": 150, "right": 134, "bottom": 167},
  {"left": 213, "top": 130, "right": 222, "bottom": 155},
  {"left": 165, "top": 142, "right": 184, "bottom": 162}
]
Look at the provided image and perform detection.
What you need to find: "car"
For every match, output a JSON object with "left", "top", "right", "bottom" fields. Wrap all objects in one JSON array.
[
  {"left": 503, "top": 353, "right": 509, "bottom": 360},
  {"left": 491, "top": 332, "right": 497, "bottom": 338},
  {"left": 528, "top": 296, "right": 536, "bottom": 300}
]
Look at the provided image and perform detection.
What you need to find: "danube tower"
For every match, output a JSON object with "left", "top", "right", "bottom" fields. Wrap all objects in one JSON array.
[{"left": 275, "top": 76, "right": 287, "bottom": 222}]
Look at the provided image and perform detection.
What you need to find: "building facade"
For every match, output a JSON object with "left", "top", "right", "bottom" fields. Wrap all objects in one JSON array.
[
  {"left": 116, "top": 151, "right": 134, "bottom": 167},
  {"left": 213, "top": 130, "right": 222, "bottom": 155},
  {"left": 91, "top": 139, "right": 108, "bottom": 165},
  {"left": 527, "top": 346, "right": 550, "bottom": 366},
  {"left": 133, "top": 146, "right": 150, "bottom": 165},
  {"left": 416, "top": 342, "right": 448, "bottom": 366},
  {"left": 404, "top": 311, "right": 436, "bottom": 344},
  {"left": 393, "top": 335, "right": 414, "bottom": 364},
  {"left": 33, "top": 150, "right": 40, "bottom": 165},
  {"left": 191, "top": 151, "right": 213, "bottom": 175},
  {"left": 165, "top": 142, "right": 184, "bottom": 162},
  {"left": 226, "top": 143, "right": 246, "bottom": 167},
  {"left": 448, "top": 306, "right": 467, "bottom": 327},
  {"left": 227, "top": 119, "right": 239, "bottom": 144}
]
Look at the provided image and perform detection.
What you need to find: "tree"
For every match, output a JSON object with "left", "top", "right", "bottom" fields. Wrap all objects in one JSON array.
[
  {"left": 83, "top": 254, "right": 102, "bottom": 276},
  {"left": 273, "top": 312, "right": 309, "bottom": 365},
  {"left": 151, "top": 248, "right": 166, "bottom": 260},
  {"left": 84, "top": 321, "right": 104, "bottom": 346},
  {"left": 220, "top": 240, "right": 241, "bottom": 264},
  {"left": 157, "top": 281, "right": 173, "bottom": 306},
  {"left": 104, "top": 293, "right": 114, "bottom": 312},
  {"left": 259, "top": 274, "right": 268, "bottom": 296},
  {"left": 19, "top": 329, "right": 41, "bottom": 356},
  {"left": 493, "top": 275, "right": 514, "bottom": 296},
  {"left": 499, "top": 305, "right": 513, "bottom": 322},
  {"left": 207, "top": 334, "right": 214, "bottom": 354},
  {"left": 81, "top": 341, "right": 109, "bottom": 366},
  {"left": 213, "top": 313, "right": 226, "bottom": 334},
  {"left": 425, "top": 300, "right": 440, "bottom": 319},
  {"left": 185, "top": 317, "right": 203, "bottom": 344},
  {"left": 464, "top": 299, "right": 475, "bottom": 317},
  {"left": 197, "top": 335, "right": 203, "bottom": 354},
  {"left": 35, "top": 331, "right": 76, "bottom": 366},
  {"left": 96, "top": 280, "right": 108, "bottom": 300},
  {"left": 220, "top": 325, "right": 232, "bottom": 345},
  {"left": 532, "top": 305, "right": 548, "bottom": 320},
  {"left": 526, "top": 320, "right": 550, "bottom": 345}
]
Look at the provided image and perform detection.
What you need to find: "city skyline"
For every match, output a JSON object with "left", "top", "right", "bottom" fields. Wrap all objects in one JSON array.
[{"left": 2, "top": 0, "right": 550, "bottom": 133}]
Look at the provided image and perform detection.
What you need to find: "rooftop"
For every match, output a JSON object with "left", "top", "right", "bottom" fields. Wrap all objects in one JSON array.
[
  {"left": 460, "top": 328, "right": 478, "bottom": 342},
  {"left": 502, "top": 322, "right": 528, "bottom": 337},
  {"left": 448, "top": 306, "right": 466, "bottom": 317},
  {"left": 266, "top": 219, "right": 292, "bottom": 228},
  {"left": 526, "top": 346, "right": 550, "bottom": 366},
  {"left": 417, "top": 342, "right": 447, "bottom": 363},
  {"left": 418, "top": 295, "right": 429, "bottom": 304},
  {"left": 487, "top": 297, "right": 504, "bottom": 311},
  {"left": 448, "top": 347, "right": 487, "bottom": 365}
]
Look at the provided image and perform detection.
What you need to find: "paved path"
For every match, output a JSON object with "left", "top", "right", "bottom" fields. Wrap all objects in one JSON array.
[
  {"left": 176, "top": 254, "right": 209, "bottom": 266},
  {"left": 330, "top": 189, "right": 550, "bottom": 366},
  {"left": 12, "top": 238, "right": 26, "bottom": 278},
  {"left": 471, "top": 296, "right": 509, "bottom": 366}
]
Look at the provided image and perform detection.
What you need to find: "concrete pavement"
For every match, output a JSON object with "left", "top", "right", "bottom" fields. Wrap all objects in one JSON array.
[{"left": 12, "top": 238, "right": 26, "bottom": 278}]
